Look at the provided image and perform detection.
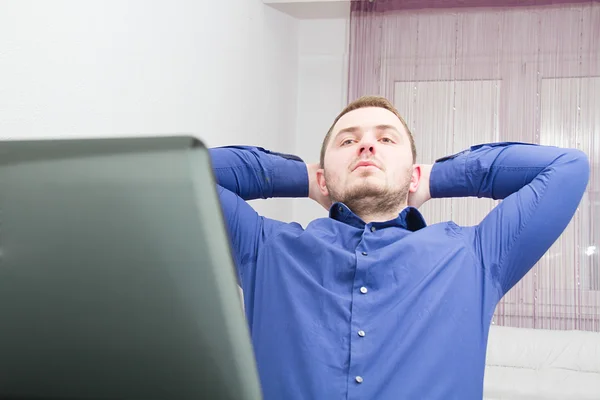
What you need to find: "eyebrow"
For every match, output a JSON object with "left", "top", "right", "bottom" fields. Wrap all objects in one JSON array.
[{"left": 334, "top": 124, "right": 403, "bottom": 141}]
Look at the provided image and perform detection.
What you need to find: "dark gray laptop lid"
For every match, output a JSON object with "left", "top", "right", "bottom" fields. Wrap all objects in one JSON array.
[{"left": 0, "top": 136, "right": 262, "bottom": 400}]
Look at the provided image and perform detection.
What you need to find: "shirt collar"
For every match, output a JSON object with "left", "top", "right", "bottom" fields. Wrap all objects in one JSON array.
[{"left": 328, "top": 202, "right": 427, "bottom": 232}]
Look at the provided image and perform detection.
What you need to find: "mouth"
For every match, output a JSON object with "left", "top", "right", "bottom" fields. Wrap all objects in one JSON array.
[{"left": 352, "top": 161, "right": 380, "bottom": 171}]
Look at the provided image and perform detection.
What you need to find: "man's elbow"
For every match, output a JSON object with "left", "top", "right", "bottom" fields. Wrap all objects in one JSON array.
[
  {"left": 570, "top": 148, "right": 590, "bottom": 183},
  {"left": 560, "top": 148, "right": 590, "bottom": 195}
]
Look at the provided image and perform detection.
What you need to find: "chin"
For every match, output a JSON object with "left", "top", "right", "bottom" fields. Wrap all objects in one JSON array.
[
  {"left": 345, "top": 181, "right": 387, "bottom": 198},
  {"left": 354, "top": 175, "right": 385, "bottom": 188}
]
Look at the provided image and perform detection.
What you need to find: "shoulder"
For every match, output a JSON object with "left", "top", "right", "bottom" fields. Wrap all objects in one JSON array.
[{"left": 413, "top": 220, "right": 479, "bottom": 249}]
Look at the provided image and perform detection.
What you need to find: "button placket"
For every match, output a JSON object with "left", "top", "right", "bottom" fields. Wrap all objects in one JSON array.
[{"left": 351, "top": 240, "right": 372, "bottom": 393}]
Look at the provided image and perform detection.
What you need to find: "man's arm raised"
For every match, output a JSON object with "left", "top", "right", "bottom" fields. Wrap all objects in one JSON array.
[
  {"left": 209, "top": 146, "right": 329, "bottom": 286},
  {"left": 208, "top": 146, "right": 307, "bottom": 286},
  {"left": 209, "top": 146, "right": 309, "bottom": 201},
  {"left": 414, "top": 142, "right": 589, "bottom": 295}
]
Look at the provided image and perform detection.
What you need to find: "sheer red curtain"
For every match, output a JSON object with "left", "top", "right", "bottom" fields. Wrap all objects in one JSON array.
[{"left": 348, "top": 0, "right": 600, "bottom": 331}]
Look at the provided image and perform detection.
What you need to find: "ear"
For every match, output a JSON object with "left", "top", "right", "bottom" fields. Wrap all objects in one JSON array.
[
  {"left": 315, "top": 168, "right": 329, "bottom": 198},
  {"left": 409, "top": 164, "right": 422, "bottom": 193}
]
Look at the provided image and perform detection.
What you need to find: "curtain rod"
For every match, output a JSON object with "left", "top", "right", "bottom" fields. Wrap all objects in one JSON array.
[{"left": 351, "top": 0, "right": 598, "bottom": 13}]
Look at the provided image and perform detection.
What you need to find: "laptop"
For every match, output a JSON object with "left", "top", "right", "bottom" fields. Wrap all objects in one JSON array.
[{"left": 0, "top": 136, "right": 262, "bottom": 400}]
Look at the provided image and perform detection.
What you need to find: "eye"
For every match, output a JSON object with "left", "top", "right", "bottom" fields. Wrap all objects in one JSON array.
[
  {"left": 341, "top": 139, "right": 355, "bottom": 146},
  {"left": 380, "top": 137, "right": 394, "bottom": 143}
]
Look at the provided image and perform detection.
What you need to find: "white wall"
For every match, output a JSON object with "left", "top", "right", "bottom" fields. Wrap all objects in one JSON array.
[
  {"left": 0, "top": 0, "right": 350, "bottom": 224},
  {"left": 292, "top": 8, "right": 350, "bottom": 226},
  {"left": 0, "top": 0, "right": 299, "bottom": 221}
]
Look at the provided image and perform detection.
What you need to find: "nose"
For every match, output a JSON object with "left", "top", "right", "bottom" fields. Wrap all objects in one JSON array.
[{"left": 358, "top": 136, "right": 376, "bottom": 157}]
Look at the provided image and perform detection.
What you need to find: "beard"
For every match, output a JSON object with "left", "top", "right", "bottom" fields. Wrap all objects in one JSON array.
[{"left": 325, "top": 169, "right": 412, "bottom": 219}]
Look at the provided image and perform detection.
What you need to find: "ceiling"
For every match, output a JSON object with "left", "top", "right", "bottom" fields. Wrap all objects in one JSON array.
[{"left": 263, "top": 0, "right": 350, "bottom": 19}]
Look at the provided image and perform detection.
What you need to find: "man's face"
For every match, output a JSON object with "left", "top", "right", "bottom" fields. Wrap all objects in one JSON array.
[{"left": 317, "top": 107, "right": 417, "bottom": 212}]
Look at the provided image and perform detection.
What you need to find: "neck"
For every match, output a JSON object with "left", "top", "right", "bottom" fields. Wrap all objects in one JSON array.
[{"left": 346, "top": 197, "right": 408, "bottom": 224}]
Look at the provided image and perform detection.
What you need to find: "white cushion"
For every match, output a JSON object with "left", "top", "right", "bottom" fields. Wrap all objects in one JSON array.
[{"left": 484, "top": 325, "right": 600, "bottom": 400}]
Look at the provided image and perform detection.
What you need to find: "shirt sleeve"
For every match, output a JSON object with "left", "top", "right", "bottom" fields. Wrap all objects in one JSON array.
[
  {"left": 217, "top": 183, "right": 284, "bottom": 285},
  {"left": 209, "top": 146, "right": 309, "bottom": 201},
  {"left": 429, "top": 142, "right": 590, "bottom": 295}
]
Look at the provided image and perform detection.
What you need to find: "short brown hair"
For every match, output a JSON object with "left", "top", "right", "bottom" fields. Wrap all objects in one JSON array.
[{"left": 319, "top": 96, "right": 417, "bottom": 167}]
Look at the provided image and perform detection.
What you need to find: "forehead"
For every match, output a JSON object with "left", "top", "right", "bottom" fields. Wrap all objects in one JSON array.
[{"left": 332, "top": 107, "right": 407, "bottom": 136}]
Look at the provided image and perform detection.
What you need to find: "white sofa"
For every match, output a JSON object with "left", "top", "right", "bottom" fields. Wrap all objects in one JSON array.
[{"left": 484, "top": 325, "right": 600, "bottom": 399}]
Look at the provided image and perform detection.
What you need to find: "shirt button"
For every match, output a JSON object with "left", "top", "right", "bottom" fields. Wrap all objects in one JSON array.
[
  {"left": 355, "top": 376, "right": 363, "bottom": 383},
  {"left": 361, "top": 251, "right": 367, "bottom": 256},
  {"left": 360, "top": 287, "right": 368, "bottom": 294},
  {"left": 370, "top": 226, "right": 376, "bottom": 232},
  {"left": 358, "top": 330, "right": 365, "bottom": 337}
]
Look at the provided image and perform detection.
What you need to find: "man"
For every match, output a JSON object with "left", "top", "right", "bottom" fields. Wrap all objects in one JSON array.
[{"left": 209, "top": 96, "right": 589, "bottom": 399}]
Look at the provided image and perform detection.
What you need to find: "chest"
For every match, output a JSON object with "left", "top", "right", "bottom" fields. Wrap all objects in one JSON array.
[
  {"left": 253, "top": 226, "right": 489, "bottom": 322},
  {"left": 265, "top": 226, "right": 475, "bottom": 285}
]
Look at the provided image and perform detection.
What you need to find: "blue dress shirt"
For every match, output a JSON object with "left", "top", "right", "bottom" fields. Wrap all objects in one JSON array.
[{"left": 209, "top": 142, "right": 589, "bottom": 400}]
